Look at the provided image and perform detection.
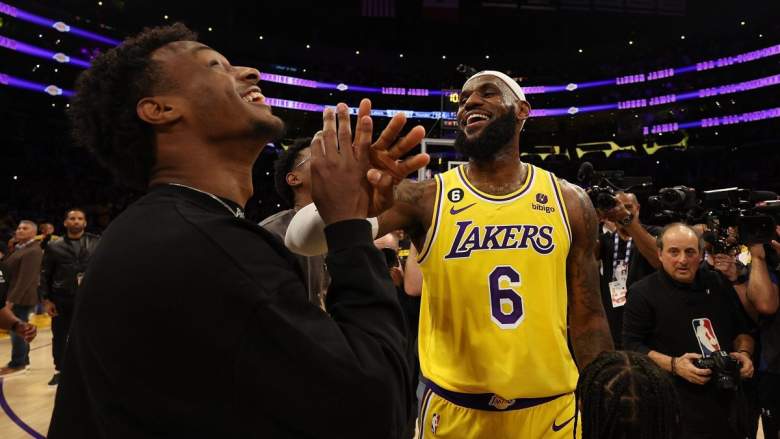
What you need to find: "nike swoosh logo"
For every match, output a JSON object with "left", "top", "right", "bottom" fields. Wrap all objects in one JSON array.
[
  {"left": 449, "top": 203, "right": 476, "bottom": 215},
  {"left": 552, "top": 415, "right": 576, "bottom": 432}
]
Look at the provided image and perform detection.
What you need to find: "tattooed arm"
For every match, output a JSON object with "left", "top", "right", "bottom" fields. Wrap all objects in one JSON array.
[
  {"left": 377, "top": 179, "right": 437, "bottom": 250},
  {"left": 560, "top": 179, "right": 614, "bottom": 370}
]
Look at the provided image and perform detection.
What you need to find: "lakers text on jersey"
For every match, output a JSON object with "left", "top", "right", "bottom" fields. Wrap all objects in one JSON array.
[{"left": 417, "top": 164, "right": 578, "bottom": 401}]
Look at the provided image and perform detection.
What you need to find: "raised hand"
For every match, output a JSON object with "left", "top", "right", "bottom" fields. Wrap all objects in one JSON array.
[
  {"left": 352, "top": 99, "right": 429, "bottom": 216},
  {"left": 310, "top": 103, "right": 374, "bottom": 225}
]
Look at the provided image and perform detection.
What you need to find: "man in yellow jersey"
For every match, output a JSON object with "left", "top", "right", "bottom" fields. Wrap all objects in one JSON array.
[
  {"left": 287, "top": 71, "right": 613, "bottom": 437},
  {"left": 373, "top": 71, "right": 613, "bottom": 438}
]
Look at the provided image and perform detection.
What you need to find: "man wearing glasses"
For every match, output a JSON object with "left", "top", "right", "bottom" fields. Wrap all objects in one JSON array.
[{"left": 261, "top": 136, "right": 329, "bottom": 307}]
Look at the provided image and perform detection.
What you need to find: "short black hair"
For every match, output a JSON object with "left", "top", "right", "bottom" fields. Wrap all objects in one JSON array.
[
  {"left": 69, "top": 23, "right": 198, "bottom": 189},
  {"left": 64, "top": 208, "right": 87, "bottom": 220},
  {"left": 574, "top": 351, "right": 680, "bottom": 439},
  {"left": 273, "top": 137, "right": 313, "bottom": 207}
]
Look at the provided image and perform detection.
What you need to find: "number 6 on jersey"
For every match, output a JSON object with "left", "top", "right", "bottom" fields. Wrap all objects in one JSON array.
[{"left": 489, "top": 266, "right": 525, "bottom": 329}]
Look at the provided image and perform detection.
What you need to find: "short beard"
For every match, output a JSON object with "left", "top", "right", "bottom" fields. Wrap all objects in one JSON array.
[{"left": 454, "top": 106, "right": 519, "bottom": 162}]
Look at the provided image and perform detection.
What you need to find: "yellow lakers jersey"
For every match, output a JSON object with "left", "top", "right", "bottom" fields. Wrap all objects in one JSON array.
[{"left": 417, "top": 164, "right": 578, "bottom": 400}]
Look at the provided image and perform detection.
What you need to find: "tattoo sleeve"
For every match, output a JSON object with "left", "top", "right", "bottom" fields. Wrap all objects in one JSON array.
[
  {"left": 563, "top": 180, "right": 614, "bottom": 370},
  {"left": 394, "top": 179, "right": 425, "bottom": 205},
  {"left": 377, "top": 179, "right": 434, "bottom": 242}
]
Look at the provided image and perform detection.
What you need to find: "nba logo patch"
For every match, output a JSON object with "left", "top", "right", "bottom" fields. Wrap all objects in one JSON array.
[
  {"left": 431, "top": 413, "right": 440, "bottom": 434},
  {"left": 692, "top": 318, "right": 721, "bottom": 355}
]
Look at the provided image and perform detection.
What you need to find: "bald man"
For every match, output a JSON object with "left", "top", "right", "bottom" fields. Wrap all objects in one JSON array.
[
  {"left": 623, "top": 223, "right": 755, "bottom": 439},
  {"left": 373, "top": 71, "right": 611, "bottom": 437}
]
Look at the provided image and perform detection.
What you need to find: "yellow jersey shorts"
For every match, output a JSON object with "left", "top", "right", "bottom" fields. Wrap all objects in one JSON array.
[{"left": 417, "top": 378, "right": 581, "bottom": 439}]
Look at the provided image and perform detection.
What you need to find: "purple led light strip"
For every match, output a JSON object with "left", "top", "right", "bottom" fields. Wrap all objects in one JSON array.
[
  {"left": 260, "top": 43, "right": 780, "bottom": 96},
  {"left": 5, "top": 69, "right": 775, "bottom": 135},
  {"left": 533, "top": 73, "right": 780, "bottom": 116},
  {"left": 4, "top": 71, "right": 778, "bottom": 137},
  {"left": 259, "top": 44, "right": 780, "bottom": 96},
  {"left": 0, "top": 1, "right": 120, "bottom": 46},
  {"left": 643, "top": 107, "right": 780, "bottom": 135},
  {"left": 8, "top": 32, "right": 779, "bottom": 119},
  {"left": 0, "top": 34, "right": 91, "bottom": 67},
  {"left": 2, "top": 1, "right": 777, "bottom": 96},
  {"left": 3, "top": 67, "right": 779, "bottom": 121},
  {"left": 0, "top": 72, "right": 74, "bottom": 97}
]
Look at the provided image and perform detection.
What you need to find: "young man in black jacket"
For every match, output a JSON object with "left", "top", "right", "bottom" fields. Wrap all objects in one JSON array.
[
  {"left": 48, "top": 23, "right": 428, "bottom": 438},
  {"left": 623, "top": 223, "right": 755, "bottom": 439},
  {"left": 39, "top": 208, "right": 100, "bottom": 386}
]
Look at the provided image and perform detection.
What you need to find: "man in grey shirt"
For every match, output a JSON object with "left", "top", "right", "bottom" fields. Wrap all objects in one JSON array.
[{"left": 261, "top": 136, "right": 329, "bottom": 307}]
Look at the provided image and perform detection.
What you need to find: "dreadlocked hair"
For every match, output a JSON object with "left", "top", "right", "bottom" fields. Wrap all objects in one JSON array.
[
  {"left": 574, "top": 351, "right": 680, "bottom": 439},
  {"left": 69, "top": 23, "right": 197, "bottom": 189}
]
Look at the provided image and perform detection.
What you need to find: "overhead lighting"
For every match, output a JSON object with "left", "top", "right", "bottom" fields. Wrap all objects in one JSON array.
[
  {"left": 13, "top": 176, "right": 18, "bottom": 180},
  {"left": 305, "top": 44, "right": 310, "bottom": 49},
  {"left": 164, "top": 14, "right": 169, "bottom": 20},
  {"left": 680, "top": 35, "right": 686, "bottom": 40},
  {"left": 399, "top": 53, "right": 404, "bottom": 58},
  {"left": 740, "top": 20, "right": 746, "bottom": 26},
  {"left": 485, "top": 55, "right": 490, "bottom": 59},
  {"left": 759, "top": 34, "right": 764, "bottom": 38},
  {"left": 38, "top": 34, "right": 43, "bottom": 38},
  {"left": 259, "top": 35, "right": 264, "bottom": 40},
  {"left": 628, "top": 40, "right": 634, "bottom": 45},
  {"left": 441, "top": 55, "right": 446, "bottom": 59},
  {"left": 355, "top": 50, "right": 360, "bottom": 55},
  {"left": 578, "top": 48, "right": 583, "bottom": 53},
  {"left": 97, "top": 1, "right": 102, "bottom": 5},
  {"left": 208, "top": 27, "right": 213, "bottom": 32}
]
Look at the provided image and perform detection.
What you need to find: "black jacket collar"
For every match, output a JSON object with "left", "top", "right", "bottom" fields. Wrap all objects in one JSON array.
[
  {"left": 658, "top": 265, "right": 709, "bottom": 292},
  {"left": 148, "top": 184, "right": 245, "bottom": 217}
]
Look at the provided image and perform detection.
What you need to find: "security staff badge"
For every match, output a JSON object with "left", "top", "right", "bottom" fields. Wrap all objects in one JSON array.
[{"left": 609, "top": 262, "right": 629, "bottom": 308}]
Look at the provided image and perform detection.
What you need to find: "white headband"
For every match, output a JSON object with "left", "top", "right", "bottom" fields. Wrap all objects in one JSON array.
[{"left": 465, "top": 70, "right": 527, "bottom": 103}]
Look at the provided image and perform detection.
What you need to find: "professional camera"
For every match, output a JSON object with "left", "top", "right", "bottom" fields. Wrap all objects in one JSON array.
[
  {"left": 576, "top": 162, "right": 652, "bottom": 211},
  {"left": 646, "top": 185, "right": 704, "bottom": 225},
  {"left": 587, "top": 185, "right": 618, "bottom": 210},
  {"left": 701, "top": 188, "right": 779, "bottom": 253},
  {"left": 693, "top": 351, "right": 741, "bottom": 391},
  {"left": 647, "top": 186, "right": 698, "bottom": 211},
  {"left": 645, "top": 185, "right": 779, "bottom": 250}
]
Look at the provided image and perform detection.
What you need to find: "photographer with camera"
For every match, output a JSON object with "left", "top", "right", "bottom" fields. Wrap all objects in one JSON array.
[
  {"left": 711, "top": 235, "right": 780, "bottom": 439},
  {"left": 595, "top": 191, "right": 662, "bottom": 347},
  {"left": 623, "top": 223, "right": 755, "bottom": 439}
]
